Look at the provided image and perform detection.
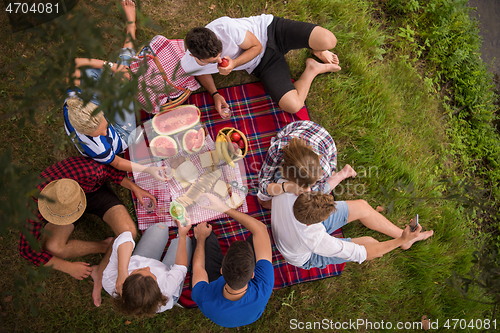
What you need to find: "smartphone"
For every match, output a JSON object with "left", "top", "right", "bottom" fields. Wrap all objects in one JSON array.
[{"left": 410, "top": 214, "right": 419, "bottom": 232}]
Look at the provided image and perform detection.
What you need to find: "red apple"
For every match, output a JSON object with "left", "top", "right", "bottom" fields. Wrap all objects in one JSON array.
[
  {"left": 231, "top": 132, "right": 241, "bottom": 142},
  {"left": 218, "top": 58, "right": 229, "bottom": 68},
  {"left": 238, "top": 139, "right": 245, "bottom": 149}
]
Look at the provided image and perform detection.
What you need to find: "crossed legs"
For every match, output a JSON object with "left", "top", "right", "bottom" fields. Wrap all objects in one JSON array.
[
  {"left": 42, "top": 204, "right": 136, "bottom": 258},
  {"left": 278, "top": 26, "right": 342, "bottom": 113},
  {"left": 102, "top": 204, "right": 137, "bottom": 238},
  {"left": 42, "top": 224, "right": 112, "bottom": 260}
]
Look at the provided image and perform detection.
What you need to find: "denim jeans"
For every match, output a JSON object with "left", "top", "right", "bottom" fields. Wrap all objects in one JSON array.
[
  {"left": 133, "top": 222, "right": 193, "bottom": 268},
  {"left": 133, "top": 222, "right": 193, "bottom": 303},
  {"left": 81, "top": 47, "right": 137, "bottom": 145},
  {"left": 300, "top": 201, "right": 351, "bottom": 269}
]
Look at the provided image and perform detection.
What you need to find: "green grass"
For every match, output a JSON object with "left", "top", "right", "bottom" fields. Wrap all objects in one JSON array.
[{"left": 0, "top": 0, "right": 497, "bottom": 331}]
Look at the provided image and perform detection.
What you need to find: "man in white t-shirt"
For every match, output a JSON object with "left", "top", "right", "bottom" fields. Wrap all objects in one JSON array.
[
  {"left": 181, "top": 15, "right": 341, "bottom": 117},
  {"left": 271, "top": 189, "right": 434, "bottom": 269}
]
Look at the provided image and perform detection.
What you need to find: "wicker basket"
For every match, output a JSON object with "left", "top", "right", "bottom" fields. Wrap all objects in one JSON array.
[{"left": 217, "top": 127, "right": 249, "bottom": 158}]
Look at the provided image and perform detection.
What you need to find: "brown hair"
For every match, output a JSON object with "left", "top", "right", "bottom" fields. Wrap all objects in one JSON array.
[
  {"left": 66, "top": 96, "right": 103, "bottom": 135},
  {"left": 222, "top": 241, "right": 255, "bottom": 290},
  {"left": 293, "top": 192, "right": 337, "bottom": 225},
  {"left": 281, "top": 138, "right": 322, "bottom": 188},
  {"left": 112, "top": 274, "right": 168, "bottom": 318},
  {"left": 185, "top": 27, "right": 223, "bottom": 60}
]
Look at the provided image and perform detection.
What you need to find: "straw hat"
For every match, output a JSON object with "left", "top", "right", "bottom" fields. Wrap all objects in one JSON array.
[{"left": 38, "top": 179, "right": 86, "bottom": 225}]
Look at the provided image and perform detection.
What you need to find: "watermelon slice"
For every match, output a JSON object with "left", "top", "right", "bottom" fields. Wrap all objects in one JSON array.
[
  {"left": 152, "top": 105, "right": 201, "bottom": 135},
  {"left": 182, "top": 128, "right": 205, "bottom": 154},
  {"left": 150, "top": 135, "right": 178, "bottom": 158}
]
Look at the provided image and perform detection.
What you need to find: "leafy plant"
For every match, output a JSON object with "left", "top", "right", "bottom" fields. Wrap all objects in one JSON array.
[
  {"left": 380, "top": 176, "right": 500, "bottom": 320},
  {"left": 448, "top": 247, "right": 500, "bottom": 320},
  {"left": 0, "top": 1, "right": 164, "bottom": 314},
  {"left": 386, "top": 0, "right": 421, "bottom": 14},
  {"left": 397, "top": 24, "right": 415, "bottom": 43},
  {"left": 379, "top": 178, "right": 494, "bottom": 217}
]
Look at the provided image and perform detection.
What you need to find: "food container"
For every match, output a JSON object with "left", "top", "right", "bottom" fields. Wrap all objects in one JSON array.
[{"left": 217, "top": 127, "right": 248, "bottom": 158}]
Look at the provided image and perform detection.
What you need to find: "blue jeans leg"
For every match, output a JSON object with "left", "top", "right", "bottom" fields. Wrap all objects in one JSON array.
[
  {"left": 80, "top": 68, "right": 102, "bottom": 106},
  {"left": 322, "top": 201, "right": 349, "bottom": 233},
  {"left": 162, "top": 235, "right": 193, "bottom": 305},
  {"left": 162, "top": 236, "right": 193, "bottom": 269},
  {"left": 133, "top": 223, "right": 170, "bottom": 260},
  {"left": 113, "top": 100, "right": 137, "bottom": 145},
  {"left": 118, "top": 47, "right": 135, "bottom": 67},
  {"left": 300, "top": 201, "right": 351, "bottom": 269},
  {"left": 113, "top": 47, "right": 137, "bottom": 144}
]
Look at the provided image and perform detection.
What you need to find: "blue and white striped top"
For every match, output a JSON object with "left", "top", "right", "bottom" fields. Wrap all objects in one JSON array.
[{"left": 63, "top": 90, "right": 127, "bottom": 165}]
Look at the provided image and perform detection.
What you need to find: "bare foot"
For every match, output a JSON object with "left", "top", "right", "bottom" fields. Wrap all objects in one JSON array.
[
  {"left": 99, "top": 237, "right": 113, "bottom": 253},
  {"left": 121, "top": 0, "right": 136, "bottom": 24},
  {"left": 339, "top": 164, "right": 357, "bottom": 179},
  {"left": 313, "top": 50, "right": 339, "bottom": 65},
  {"left": 67, "top": 261, "right": 93, "bottom": 280},
  {"left": 91, "top": 265, "right": 103, "bottom": 307},
  {"left": 401, "top": 230, "right": 434, "bottom": 250},
  {"left": 305, "top": 58, "right": 341, "bottom": 76}
]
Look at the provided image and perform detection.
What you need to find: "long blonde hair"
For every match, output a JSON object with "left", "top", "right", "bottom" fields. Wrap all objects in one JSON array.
[
  {"left": 281, "top": 138, "right": 322, "bottom": 187},
  {"left": 66, "top": 96, "right": 103, "bottom": 135}
]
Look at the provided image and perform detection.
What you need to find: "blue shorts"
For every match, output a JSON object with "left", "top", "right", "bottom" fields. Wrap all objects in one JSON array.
[{"left": 300, "top": 201, "right": 351, "bottom": 269}]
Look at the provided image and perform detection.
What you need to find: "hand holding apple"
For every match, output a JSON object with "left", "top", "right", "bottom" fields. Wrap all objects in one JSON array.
[
  {"left": 217, "top": 56, "right": 233, "bottom": 75},
  {"left": 218, "top": 58, "right": 229, "bottom": 68}
]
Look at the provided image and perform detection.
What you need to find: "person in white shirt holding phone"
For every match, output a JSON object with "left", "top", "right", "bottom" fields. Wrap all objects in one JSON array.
[{"left": 272, "top": 189, "right": 434, "bottom": 269}]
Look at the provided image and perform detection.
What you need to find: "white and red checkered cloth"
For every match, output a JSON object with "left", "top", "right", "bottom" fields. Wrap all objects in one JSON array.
[
  {"left": 132, "top": 135, "right": 248, "bottom": 230},
  {"left": 129, "top": 35, "right": 201, "bottom": 114}
]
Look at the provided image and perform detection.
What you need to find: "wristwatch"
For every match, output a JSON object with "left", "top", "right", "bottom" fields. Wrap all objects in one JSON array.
[
  {"left": 104, "top": 61, "right": 114, "bottom": 69},
  {"left": 282, "top": 182, "right": 286, "bottom": 193}
]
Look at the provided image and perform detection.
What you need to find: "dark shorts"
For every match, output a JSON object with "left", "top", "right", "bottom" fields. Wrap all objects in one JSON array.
[
  {"left": 191, "top": 231, "right": 224, "bottom": 284},
  {"left": 252, "top": 17, "right": 318, "bottom": 104},
  {"left": 84, "top": 181, "right": 123, "bottom": 220},
  {"left": 190, "top": 231, "right": 255, "bottom": 285}
]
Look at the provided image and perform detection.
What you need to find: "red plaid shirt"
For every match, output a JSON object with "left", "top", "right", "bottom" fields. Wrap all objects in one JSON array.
[
  {"left": 258, "top": 121, "right": 337, "bottom": 197},
  {"left": 19, "top": 156, "right": 126, "bottom": 266}
]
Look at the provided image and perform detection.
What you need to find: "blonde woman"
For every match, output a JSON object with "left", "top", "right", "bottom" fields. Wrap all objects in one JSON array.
[{"left": 64, "top": 1, "right": 166, "bottom": 181}]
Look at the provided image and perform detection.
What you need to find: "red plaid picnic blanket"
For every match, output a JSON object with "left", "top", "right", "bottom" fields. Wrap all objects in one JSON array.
[
  {"left": 129, "top": 81, "right": 345, "bottom": 307},
  {"left": 129, "top": 36, "right": 201, "bottom": 113}
]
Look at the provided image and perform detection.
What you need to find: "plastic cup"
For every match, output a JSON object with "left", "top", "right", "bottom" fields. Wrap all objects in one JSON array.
[
  {"left": 170, "top": 201, "right": 187, "bottom": 226},
  {"left": 155, "top": 197, "right": 169, "bottom": 217},
  {"left": 143, "top": 197, "right": 156, "bottom": 213},
  {"left": 156, "top": 207, "right": 169, "bottom": 217},
  {"left": 158, "top": 166, "right": 173, "bottom": 181},
  {"left": 220, "top": 107, "right": 232, "bottom": 119}
]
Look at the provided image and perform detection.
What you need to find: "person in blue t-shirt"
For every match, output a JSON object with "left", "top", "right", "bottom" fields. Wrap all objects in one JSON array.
[
  {"left": 63, "top": 0, "right": 166, "bottom": 181},
  {"left": 191, "top": 193, "right": 274, "bottom": 328}
]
